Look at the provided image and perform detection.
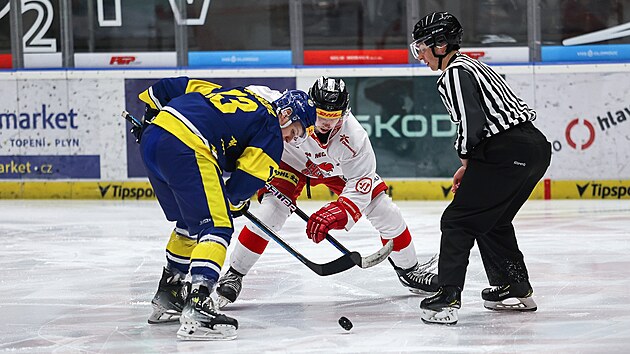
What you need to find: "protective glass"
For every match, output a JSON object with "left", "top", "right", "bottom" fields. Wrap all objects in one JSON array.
[{"left": 409, "top": 38, "right": 430, "bottom": 60}]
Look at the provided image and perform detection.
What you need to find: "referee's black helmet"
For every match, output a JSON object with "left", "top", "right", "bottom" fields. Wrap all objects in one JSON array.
[{"left": 412, "top": 12, "right": 463, "bottom": 50}]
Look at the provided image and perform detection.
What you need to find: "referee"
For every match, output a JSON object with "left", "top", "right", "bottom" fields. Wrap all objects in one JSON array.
[{"left": 409, "top": 12, "right": 552, "bottom": 325}]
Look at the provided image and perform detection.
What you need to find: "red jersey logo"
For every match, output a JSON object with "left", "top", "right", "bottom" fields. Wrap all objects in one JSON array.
[{"left": 302, "top": 159, "right": 334, "bottom": 178}]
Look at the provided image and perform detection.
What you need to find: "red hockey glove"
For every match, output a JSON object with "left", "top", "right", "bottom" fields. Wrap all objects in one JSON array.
[{"left": 306, "top": 201, "right": 348, "bottom": 243}]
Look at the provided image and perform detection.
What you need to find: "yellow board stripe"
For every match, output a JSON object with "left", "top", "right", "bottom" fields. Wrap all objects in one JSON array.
[
  {"left": 190, "top": 241, "right": 227, "bottom": 268},
  {"left": 1, "top": 180, "right": 628, "bottom": 200},
  {"left": 166, "top": 230, "right": 197, "bottom": 258},
  {"left": 237, "top": 146, "right": 278, "bottom": 181},
  {"left": 196, "top": 151, "right": 231, "bottom": 228}
]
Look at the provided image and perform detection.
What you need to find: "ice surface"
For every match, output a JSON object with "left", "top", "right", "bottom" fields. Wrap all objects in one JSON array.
[{"left": 1, "top": 199, "right": 629, "bottom": 353}]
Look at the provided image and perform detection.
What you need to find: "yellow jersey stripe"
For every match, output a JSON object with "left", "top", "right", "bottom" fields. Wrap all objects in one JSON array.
[
  {"left": 185, "top": 79, "right": 222, "bottom": 97},
  {"left": 237, "top": 146, "right": 278, "bottom": 181},
  {"left": 190, "top": 241, "right": 227, "bottom": 269},
  {"left": 138, "top": 86, "right": 161, "bottom": 110},
  {"left": 152, "top": 110, "right": 230, "bottom": 228},
  {"left": 166, "top": 230, "right": 196, "bottom": 258},
  {"left": 196, "top": 151, "right": 231, "bottom": 228},
  {"left": 152, "top": 109, "right": 217, "bottom": 161}
]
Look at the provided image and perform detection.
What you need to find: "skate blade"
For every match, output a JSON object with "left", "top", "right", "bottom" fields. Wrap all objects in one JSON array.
[
  {"left": 420, "top": 308, "right": 458, "bottom": 325},
  {"left": 215, "top": 295, "right": 233, "bottom": 309},
  {"left": 177, "top": 319, "right": 237, "bottom": 341},
  {"left": 148, "top": 303, "right": 182, "bottom": 324},
  {"left": 484, "top": 296, "right": 537, "bottom": 312},
  {"left": 407, "top": 288, "right": 437, "bottom": 296}
]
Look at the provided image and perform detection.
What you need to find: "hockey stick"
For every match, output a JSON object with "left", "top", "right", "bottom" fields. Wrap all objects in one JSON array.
[
  {"left": 121, "top": 111, "right": 358, "bottom": 276},
  {"left": 264, "top": 182, "right": 394, "bottom": 268},
  {"left": 122, "top": 110, "right": 142, "bottom": 127},
  {"left": 244, "top": 210, "right": 360, "bottom": 276}
]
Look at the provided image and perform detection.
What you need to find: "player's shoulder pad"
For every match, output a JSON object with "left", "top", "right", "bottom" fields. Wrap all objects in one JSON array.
[{"left": 245, "top": 85, "right": 283, "bottom": 103}]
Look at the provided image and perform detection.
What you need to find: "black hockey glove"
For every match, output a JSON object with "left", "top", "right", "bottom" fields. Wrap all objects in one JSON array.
[
  {"left": 131, "top": 106, "right": 159, "bottom": 143},
  {"left": 229, "top": 200, "right": 250, "bottom": 219}
]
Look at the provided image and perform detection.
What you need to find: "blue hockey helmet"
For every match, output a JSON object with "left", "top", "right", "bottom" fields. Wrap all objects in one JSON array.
[{"left": 273, "top": 89, "right": 317, "bottom": 131}]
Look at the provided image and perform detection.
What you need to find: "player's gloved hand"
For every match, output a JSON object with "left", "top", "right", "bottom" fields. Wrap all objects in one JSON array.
[
  {"left": 132, "top": 106, "right": 159, "bottom": 143},
  {"left": 229, "top": 200, "right": 251, "bottom": 219},
  {"left": 130, "top": 124, "right": 144, "bottom": 143},
  {"left": 306, "top": 201, "right": 348, "bottom": 243}
]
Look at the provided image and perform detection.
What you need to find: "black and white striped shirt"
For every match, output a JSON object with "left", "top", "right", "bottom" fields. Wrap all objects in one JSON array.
[{"left": 437, "top": 54, "right": 536, "bottom": 158}]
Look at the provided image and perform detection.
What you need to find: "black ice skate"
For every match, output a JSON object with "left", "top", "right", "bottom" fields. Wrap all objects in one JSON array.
[
  {"left": 390, "top": 255, "right": 439, "bottom": 294},
  {"left": 177, "top": 285, "right": 238, "bottom": 341},
  {"left": 215, "top": 267, "right": 244, "bottom": 308},
  {"left": 148, "top": 267, "right": 190, "bottom": 324},
  {"left": 482, "top": 281, "right": 537, "bottom": 311},
  {"left": 420, "top": 286, "right": 461, "bottom": 325}
]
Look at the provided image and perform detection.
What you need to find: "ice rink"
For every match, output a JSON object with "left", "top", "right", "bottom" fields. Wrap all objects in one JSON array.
[{"left": 1, "top": 199, "right": 629, "bottom": 353}]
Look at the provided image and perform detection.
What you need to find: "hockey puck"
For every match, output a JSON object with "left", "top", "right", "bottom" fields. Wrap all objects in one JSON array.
[{"left": 338, "top": 316, "right": 353, "bottom": 331}]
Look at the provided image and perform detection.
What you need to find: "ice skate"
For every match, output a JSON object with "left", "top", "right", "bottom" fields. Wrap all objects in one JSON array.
[
  {"left": 390, "top": 254, "right": 439, "bottom": 294},
  {"left": 482, "top": 281, "right": 537, "bottom": 311},
  {"left": 177, "top": 285, "right": 238, "bottom": 341},
  {"left": 148, "top": 267, "right": 190, "bottom": 324},
  {"left": 420, "top": 286, "right": 461, "bottom": 325},
  {"left": 215, "top": 267, "right": 244, "bottom": 308}
]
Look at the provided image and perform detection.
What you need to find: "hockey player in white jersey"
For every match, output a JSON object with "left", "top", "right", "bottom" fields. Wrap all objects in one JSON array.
[{"left": 215, "top": 77, "right": 439, "bottom": 308}]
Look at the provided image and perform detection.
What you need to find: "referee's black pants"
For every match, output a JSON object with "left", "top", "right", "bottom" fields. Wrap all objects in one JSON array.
[{"left": 438, "top": 122, "right": 552, "bottom": 289}]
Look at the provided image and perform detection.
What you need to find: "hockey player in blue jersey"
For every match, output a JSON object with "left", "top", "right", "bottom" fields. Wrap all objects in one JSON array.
[{"left": 136, "top": 77, "right": 316, "bottom": 340}]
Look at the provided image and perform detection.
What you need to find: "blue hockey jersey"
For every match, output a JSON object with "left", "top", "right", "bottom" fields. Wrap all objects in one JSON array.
[{"left": 144, "top": 80, "right": 282, "bottom": 204}]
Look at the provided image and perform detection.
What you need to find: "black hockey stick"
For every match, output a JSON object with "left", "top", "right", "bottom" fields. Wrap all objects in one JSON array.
[
  {"left": 264, "top": 182, "right": 394, "bottom": 268},
  {"left": 243, "top": 210, "right": 360, "bottom": 276},
  {"left": 122, "top": 110, "right": 380, "bottom": 272},
  {"left": 122, "top": 110, "right": 142, "bottom": 127},
  {"left": 122, "top": 111, "right": 358, "bottom": 276}
]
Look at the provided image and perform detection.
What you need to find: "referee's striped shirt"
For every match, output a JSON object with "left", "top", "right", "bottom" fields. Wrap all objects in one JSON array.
[{"left": 437, "top": 53, "right": 536, "bottom": 158}]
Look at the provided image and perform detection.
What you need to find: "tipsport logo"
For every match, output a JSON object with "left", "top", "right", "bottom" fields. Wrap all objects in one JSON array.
[
  {"left": 576, "top": 182, "right": 630, "bottom": 199},
  {"left": 98, "top": 184, "right": 155, "bottom": 200}
]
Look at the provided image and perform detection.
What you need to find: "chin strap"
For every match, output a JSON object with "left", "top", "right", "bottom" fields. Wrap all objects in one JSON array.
[
  {"left": 431, "top": 47, "right": 447, "bottom": 70},
  {"left": 432, "top": 44, "right": 459, "bottom": 70}
]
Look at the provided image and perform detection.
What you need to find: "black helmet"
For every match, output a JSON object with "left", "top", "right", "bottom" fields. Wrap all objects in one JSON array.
[
  {"left": 308, "top": 77, "right": 350, "bottom": 117},
  {"left": 412, "top": 12, "right": 463, "bottom": 50}
]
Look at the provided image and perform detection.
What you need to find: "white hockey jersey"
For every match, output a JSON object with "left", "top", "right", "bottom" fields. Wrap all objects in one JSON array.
[{"left": 247, "top": 85, "right": 384, "bottom": 230}]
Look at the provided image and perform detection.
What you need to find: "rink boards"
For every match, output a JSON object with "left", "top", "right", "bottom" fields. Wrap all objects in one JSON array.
[
  {"left": 0, "top": 179, "right": 628, "bottom": 200},
  {"left": 0, "top": 64, "right": 629, "bottom": 199}
]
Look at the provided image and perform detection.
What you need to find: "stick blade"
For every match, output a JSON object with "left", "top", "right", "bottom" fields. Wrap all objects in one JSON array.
[
  {"left": 358, "top": 239, "right": 394, "bottom": 268},
  {"left": 311, "top": 251, "right": 359, "bottom": 276}
]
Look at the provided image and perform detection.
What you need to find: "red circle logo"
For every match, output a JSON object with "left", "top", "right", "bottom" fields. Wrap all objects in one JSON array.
[{"left": 565, "top": 118, "right": 595, "bottom": 150}]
